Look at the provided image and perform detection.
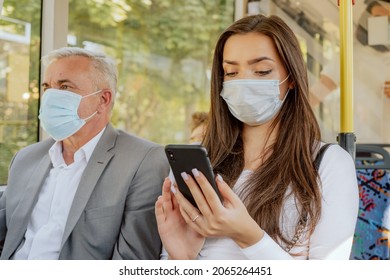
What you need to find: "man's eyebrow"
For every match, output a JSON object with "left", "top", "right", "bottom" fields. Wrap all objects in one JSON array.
[
  {"left": 223, "top": 56, "right": 274, "bottom": 65},
  {"left": 41, "top": 79, "right": 76, "bottom": 87},
  {"left": 57, "top": 79, "right": 74, "bottom": 85}
]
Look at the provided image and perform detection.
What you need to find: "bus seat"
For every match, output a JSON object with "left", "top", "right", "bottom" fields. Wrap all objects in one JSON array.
[{"left": 350, "top": 144, "right": 390, "bottom": 260}]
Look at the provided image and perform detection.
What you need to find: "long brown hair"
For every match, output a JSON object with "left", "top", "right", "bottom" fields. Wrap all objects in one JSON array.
[{"left": 203, "top": 14, "right": 322, "bottom": 248}]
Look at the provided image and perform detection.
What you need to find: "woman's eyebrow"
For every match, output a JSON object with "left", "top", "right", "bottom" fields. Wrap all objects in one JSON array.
[
  {"left": 223, "top": 56, "right": 274, "bottom": 65},
  {"left": 223, "top": 59, "right": 238, "bottom": 65},
  {"left": 247, "top": 56, "right": 274, "bottom": 65}
]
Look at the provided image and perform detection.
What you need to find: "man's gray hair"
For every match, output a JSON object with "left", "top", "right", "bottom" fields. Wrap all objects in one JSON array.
[{"left": 41, "top": 47, "right": 118, "bottom": 103}]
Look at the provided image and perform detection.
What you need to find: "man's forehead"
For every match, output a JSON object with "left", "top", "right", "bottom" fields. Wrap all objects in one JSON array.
[
  {"left": 43, "top": 57, "right": 90, "bottom": 81},
  {"left": 44, "top": 55, "right": 91, "bottom": 71}
]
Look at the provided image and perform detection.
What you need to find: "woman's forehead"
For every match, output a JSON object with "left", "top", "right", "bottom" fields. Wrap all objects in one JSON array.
[{"left": 223, "top": 33, "right": 280, "bottom": 64}]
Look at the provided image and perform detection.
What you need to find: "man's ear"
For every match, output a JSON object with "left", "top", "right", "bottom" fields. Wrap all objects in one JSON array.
[{"left": 98, "top": 89, "right": 113, "bottom": 112}]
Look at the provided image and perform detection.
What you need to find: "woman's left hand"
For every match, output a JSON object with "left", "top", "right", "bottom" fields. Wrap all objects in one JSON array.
[{"left": 173, "top": 169, "right": 264, "bottom": 248}]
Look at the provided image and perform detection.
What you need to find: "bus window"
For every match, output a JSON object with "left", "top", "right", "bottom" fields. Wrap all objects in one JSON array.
[
  {"left": 0, "top": 0, "right": 42, "bottom": 185},
  {"left": 67, "top": 0, "right": 234, "bottom": 145}
]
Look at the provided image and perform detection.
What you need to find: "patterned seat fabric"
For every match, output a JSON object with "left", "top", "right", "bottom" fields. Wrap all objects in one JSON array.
[{"left": 351, "top": 166, "right": 390, "bottom": 260}]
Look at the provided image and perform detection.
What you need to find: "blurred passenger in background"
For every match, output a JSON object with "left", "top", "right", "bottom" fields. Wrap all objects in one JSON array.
[
  {"left": 310, "top": 0, "right": 390, "bottom": 143},
  {"left": 189, "top": 111, "right": 208, "bottom": 144}
]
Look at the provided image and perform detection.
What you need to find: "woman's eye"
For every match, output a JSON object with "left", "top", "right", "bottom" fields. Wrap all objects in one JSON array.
[
  {"left": 255, "top": 70, "right": 272, "bottom": 76},
  {"left": 224, "top": 72, "right": 237, "bottom": 77}
]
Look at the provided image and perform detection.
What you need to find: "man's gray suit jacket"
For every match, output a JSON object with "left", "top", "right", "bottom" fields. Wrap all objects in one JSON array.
[{"left": 0, "top": 123, "right": 169, "bottom": 259}]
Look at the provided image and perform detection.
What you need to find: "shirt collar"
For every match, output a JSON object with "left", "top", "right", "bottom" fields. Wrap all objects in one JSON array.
[{"left": 49, "top": 127, "right": 106, "bottom": 167}]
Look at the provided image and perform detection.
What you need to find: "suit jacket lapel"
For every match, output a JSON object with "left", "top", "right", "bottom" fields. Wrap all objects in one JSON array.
[
  {"left": 61, "top": 124, "right": 117, "bottom": 246},
  {"left": 3, "top": 153, "right": 52, "bottom": 259}
]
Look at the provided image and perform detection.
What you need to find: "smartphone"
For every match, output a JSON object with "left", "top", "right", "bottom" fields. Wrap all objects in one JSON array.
[{"left": 165, "top": 144, "right": 222, "bottom": 207}]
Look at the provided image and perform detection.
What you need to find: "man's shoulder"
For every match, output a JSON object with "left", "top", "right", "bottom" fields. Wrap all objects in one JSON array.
[
  {"left": 16, "top": 138, "right": 54, "bottom": 156},
  {"left": 106, "top": 128, "right": 168, "bottom": 169},
  {"left": 114, "top": 129, "right": 162, "bottom": 149}
]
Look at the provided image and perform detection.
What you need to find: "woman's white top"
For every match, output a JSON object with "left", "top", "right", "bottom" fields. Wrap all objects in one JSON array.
[{"left": 162, "top": 144, "right": 359, "bottom": 260}]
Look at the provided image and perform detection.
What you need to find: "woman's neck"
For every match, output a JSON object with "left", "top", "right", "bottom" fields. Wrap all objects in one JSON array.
[{"left": 242, "top": 123, "right": 277, "bottom": 170}]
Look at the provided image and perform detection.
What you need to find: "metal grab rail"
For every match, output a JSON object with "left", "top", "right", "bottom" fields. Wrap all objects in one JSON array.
[{"left": 337, "top": 0, "right": 356, "bottom": 159}]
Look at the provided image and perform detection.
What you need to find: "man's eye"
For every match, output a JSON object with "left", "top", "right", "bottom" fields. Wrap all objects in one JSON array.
[{"left": 59, "top": 85, "right": 69, "bottom": 90}]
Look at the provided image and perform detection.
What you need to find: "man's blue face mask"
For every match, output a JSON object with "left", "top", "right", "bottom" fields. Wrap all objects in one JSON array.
[{"left": 38, "top": 89, "right": 100, "bottom": 141}]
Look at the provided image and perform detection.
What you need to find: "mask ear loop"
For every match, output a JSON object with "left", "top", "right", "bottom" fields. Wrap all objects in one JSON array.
[
  {"left": 81, "top": 89, "right": 103, "bottom": 99},
  {"left": 83, "top": 111, "right": 98, "bottom": 122},
  {"left": 279, "top": 74, "right": 291, "bottom": 101},
  {"left": 279, "top": 74, "right": 290, "bottom": 85},
  {"left": 80, "top": 89, "right": 102, "bottom": 122},
  {"left": 280, "top": 88, "right": 290, "bottom": 102}
]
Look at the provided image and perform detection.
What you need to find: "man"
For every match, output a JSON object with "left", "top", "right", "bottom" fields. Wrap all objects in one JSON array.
[{"left": 0, "top": 47, "right": 169, "bottom": 259}]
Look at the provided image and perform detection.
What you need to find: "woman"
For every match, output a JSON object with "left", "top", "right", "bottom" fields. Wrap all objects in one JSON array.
[{"left": 155, "top": 14, "right": 359, "bottom": 260}]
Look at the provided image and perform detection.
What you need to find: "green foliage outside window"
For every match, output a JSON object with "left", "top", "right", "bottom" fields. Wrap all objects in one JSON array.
[
  {"left": 68, "top": 0, "right": 233, "bottom": 144},
  {"left": 0, "top": 0, "right": 41, "bottom": 185}
]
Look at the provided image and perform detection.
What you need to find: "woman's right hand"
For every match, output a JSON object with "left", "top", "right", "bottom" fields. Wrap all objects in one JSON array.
[{"left": 155, "top": 177, "right": 205, "bottom": 259}]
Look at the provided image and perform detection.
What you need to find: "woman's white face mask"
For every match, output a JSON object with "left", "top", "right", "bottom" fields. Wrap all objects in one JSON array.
[{"left": 220, "top": 75, "right": 290, "bottom": 126}]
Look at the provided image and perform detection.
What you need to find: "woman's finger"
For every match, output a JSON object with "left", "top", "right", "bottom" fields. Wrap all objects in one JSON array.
[
  {"left": 180, "top": 171, "right": 213, "bottom": 216},
  {"left": 179, "top": 204, "right": 204, "bottom": 233},
  {"left": 171, "top": 182, "right": 204, "bottom": 223},
  {"left": 155, "top": 195, "right": 166, "bottom": 223},
  {"left": 161, "top": 177, "right": 174, "bottom": 212},
  {"left": 191, "top": 169, "right": 224, "bottom": 214},
  {"left": 215, "top": 174, "right": 242, "bottom": 208},
  {"left": 171, "top": 182, "right": 180, "bottom": 209}
]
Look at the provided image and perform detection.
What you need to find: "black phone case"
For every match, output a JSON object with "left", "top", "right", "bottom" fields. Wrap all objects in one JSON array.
[{"left": 165, "top": 144, "right": 222, "bottom": 207}]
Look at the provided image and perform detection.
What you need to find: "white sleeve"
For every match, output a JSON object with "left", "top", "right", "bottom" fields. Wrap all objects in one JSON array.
[
  {"left": 240, "top": 233, "right": 293, "bottom": 260},
  {"left": 308, "top": 144, "right": 359, "bottom": 259},
  {"left": 160, "top": 247, "right": 168, "bottom": 260}
]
